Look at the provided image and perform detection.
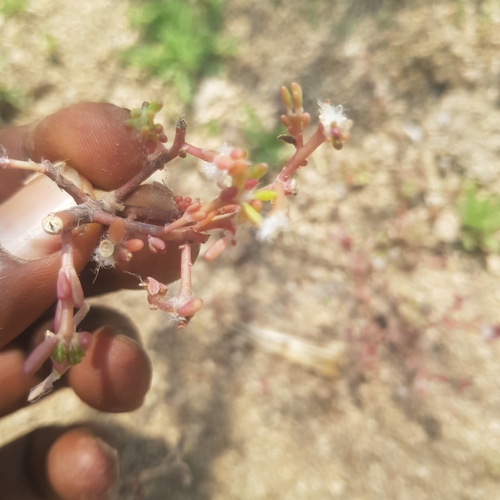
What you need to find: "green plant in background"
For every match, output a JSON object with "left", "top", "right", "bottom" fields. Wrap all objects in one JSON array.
[
  {"left": 204, "top": 109, "right": 288, "bottom": 175},
  {"left": 124, "top": 0, "right": 234, "bottom": 103},
  {"left": 459, "top": 183, "right": 500, "bottom": 253},
  {"left": 0, "top": 0, "right": 28, "bottom": 17},
  {"left": 0, "top": 84, "right": 24, "bottom": 124},
  {"left": 242, "top": 109, "right": 287, "bottom": 173},
  {"left": 43, "top": 32, "right": 60, "bottom": 64}
]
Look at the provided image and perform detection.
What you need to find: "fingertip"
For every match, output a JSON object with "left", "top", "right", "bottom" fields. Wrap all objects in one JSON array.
[
  {"left": 30, "top": 426, "right": 119, "bottom": 500},
  {"left": 48, "top": 429, "right": 118, "bottom": 500},
  {"left": 0, "top": 222, "right": 102, "bottom": 348},
  {"left": 68, "top": 326, "right": 152, "bottom": 412},
  {"left": 30, "top": 102, "right": 148, "bottom": 191},
  {"left": 0, "top": 346, "right": 40, "bottom": 417}
]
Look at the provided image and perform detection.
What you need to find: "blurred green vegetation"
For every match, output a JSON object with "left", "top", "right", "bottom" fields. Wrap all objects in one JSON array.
[
  {"left": 124, "top": 0, "right": 235, "bottom": 103},
  {"left": 242, "top": 109, "right": 288, "bottom": 172},
  {"left": 459, "top": 183, "right": 500, "bottom": 253},
  {"left": 0, "top": 84, "right": 24, "bottom": 124},
  {"left": 203, "top": 110, "right": 287, "bottom": 174},
  {"left": 43, "top": 32, "right": 60, "bottom": 64},
  {"left": 0, "top": 0, "right": 28, "bottom": 17}
]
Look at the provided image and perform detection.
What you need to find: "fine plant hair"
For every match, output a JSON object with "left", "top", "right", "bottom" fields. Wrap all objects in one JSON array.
[{"left": 0, "top": 83, "right": 352, "bottom": 402}]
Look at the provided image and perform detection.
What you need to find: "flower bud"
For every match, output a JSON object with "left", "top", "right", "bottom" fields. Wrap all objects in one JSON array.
[
  {"left": 178, "top": 298, "right": 204, "bottom": 318},
  {"left": 241, "top": 202, "right": 263, "bottom": 226},
  {"left": 290, "top": 82, "right": 303, "bottom": 110},
  {"left": 148, "top": 101, "right": 162, "bottom": 113},
  {"left": 253, "top": 189, "right": 277, "bottom": 202},
  {"left": 214, "top": 154, "right": 233, "bottom": 170},
  {"left": 148, "top": 235, "right": 166, "bottom": 254},
  {"left": 124, "top": 238, "right": 145, "bottom": 252},
  {"left": 228, "top": 159, "right": 248, "bottom": 176},
  {"left": 67, "top": 345, "right": 86, "bottom": 366},
  {"left": 245, "top": 178, "right": 259, "bottom": 190},
  {"left": 230, "top": 148, "right": 247, "bottom": 160},
  {"left": 78, "top": 331, "right": 93, "bottom": 351},
  {"left": 250, "top": 199, "right": 263, "bottom": 212},
  {"left": 24, "top": 334, "right": 59, "bottom": 376},
  {"left": 115, "top": 245, "right": 133, "bottom": 262},
  {"left": 280, "top": 115, "right": 291, "bottom": 128},
  {"left": 108, "top": 217, "right": 125, "bottom": 244},
  {"left": 220, "top": 186, "right": 239, "bottom": 201},
  {"left": 280, "top": 86, "right": 293, "bottom": 110},
  {"left": 248, "top": 162, "right": 269, "bottom": 180},
  {"left": 51, "top": 342, "right": 67, "bottom": 364}
]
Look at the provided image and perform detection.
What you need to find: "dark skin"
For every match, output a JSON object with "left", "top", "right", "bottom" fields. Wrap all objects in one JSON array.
[{"left": 0, "top": 105, "right": 187, "bottom": 499}]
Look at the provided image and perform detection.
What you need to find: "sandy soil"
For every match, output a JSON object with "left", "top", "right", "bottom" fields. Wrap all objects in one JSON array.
[{"left": 2, "top": 0, "right": 500, "bottom": 498}]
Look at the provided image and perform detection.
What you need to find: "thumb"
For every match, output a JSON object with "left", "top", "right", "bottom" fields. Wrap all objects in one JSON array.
[{"left": 0, "top": 175, "right": 102, "bottom": 348}]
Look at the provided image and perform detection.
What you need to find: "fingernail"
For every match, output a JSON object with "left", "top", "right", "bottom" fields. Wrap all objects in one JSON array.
[{"left": 0, "top": 171, "right": 77, "bottom": 259}]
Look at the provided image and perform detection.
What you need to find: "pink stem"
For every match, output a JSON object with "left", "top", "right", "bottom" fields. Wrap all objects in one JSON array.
[
  {"left": 277, "top": 125, "right": 325, "bottom": 183},
  {"left": 57, "top": 233, "right": 76, "bottom": 343},
  {"left": 73, "top": 302, "right": 90, "bottom": 328},
  {"left": 91, "top": 210, "right": 209, "bottom": 244},
  {"left": 204, "top": 231, "right": 234, "bottom": 261},
  {"left": 179, "top": 244, "right": 193, "bottom": 297},
  {"left": 114, "top": 117, "right": 187, "bottom": 201},
  {"left": 23, "top": 335, "right": 59, "bottom": 376},
  {"left": 182, "top": 143, "right": 217, "bottom": 163}
]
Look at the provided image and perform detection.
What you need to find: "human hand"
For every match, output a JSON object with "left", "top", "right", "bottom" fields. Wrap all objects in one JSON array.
[{"left": 0, "top": 104, "right": 186, "bottom": 499}]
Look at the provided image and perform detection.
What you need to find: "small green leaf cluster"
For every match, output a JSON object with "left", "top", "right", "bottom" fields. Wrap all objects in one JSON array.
[
  {"left": 124, "top": 0, "right": 234, "bottom": 103},
  {"left": 459, "top": 183, "right": 500, "bottom": 253},
  {"left": 51, "top": 342, "right": 86, "bottom": 366}
]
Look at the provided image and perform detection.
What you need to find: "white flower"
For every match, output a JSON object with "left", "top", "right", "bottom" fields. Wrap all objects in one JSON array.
[
  {"left": 202, "top": 142, "right": 231, "bottom": 187},
  {"left": 202, "top": 162, "right": 228, "bottom": 185},
  {"left": 317, "top": 99, "right": 348, "bottom": 128},
  {"left": 257, "top": 210, "right": 289, "bottom": 242}
]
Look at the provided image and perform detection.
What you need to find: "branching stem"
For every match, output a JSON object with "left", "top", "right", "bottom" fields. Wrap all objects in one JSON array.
[
  {"left": 179, "top": 243, "right": 193, "bottom": 297},
  {"left": 114, "top": 117, "right": 188, "bottom": 201},
  {"left": 277, "top": 124, "right": 325, "bottom": 183}
]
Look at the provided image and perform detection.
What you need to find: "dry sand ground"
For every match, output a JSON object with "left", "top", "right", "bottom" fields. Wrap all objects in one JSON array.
[{"left": 2, "top": 1, "right": 500, "bottom": 498}]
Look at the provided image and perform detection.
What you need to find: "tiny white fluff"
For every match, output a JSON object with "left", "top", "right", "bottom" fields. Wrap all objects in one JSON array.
[
  {"left": 202, "top": 142, "right": 231, "bottom": 187},
  {"left": 256, "top": 211, "right": 289, "bottom": 242},
  {"left": 317, "top": 99, "right": 347, "bottom": 128},
  {"left": 202, "top": 161, "right": 227, "bottom": 185}
]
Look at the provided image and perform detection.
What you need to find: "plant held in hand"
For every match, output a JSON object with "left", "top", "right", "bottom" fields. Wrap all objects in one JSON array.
[{"left": 0, "top": 83, "right": 351, "bottom": 401}]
